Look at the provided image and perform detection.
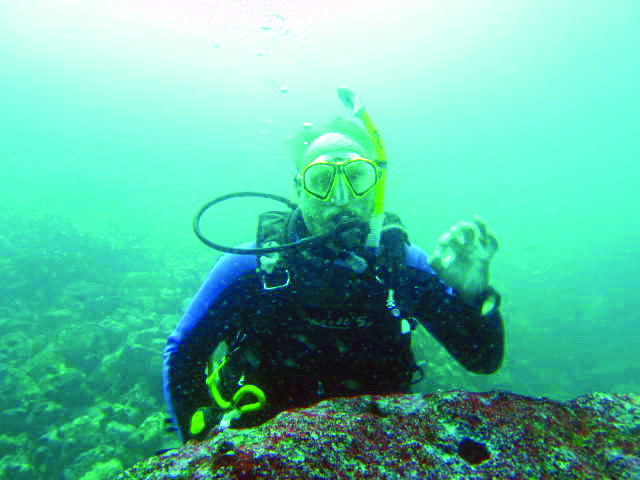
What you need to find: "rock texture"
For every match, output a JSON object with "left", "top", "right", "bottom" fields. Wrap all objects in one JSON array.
[{"left": 120, "top": 391, "right": 640, "bottom": 479}]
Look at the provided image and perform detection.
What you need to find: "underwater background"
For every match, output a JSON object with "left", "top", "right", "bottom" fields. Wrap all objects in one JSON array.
[{"left": 1, "top": 0, "right": 639, "bottom": 478}]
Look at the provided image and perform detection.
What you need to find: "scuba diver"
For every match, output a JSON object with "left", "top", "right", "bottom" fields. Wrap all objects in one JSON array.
[{"left": 163, "top": 88, "right": 504, "bottom": 443}]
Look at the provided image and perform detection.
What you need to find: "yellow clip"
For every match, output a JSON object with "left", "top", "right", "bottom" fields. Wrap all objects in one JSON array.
[{"left": 206, "top": 357, "right": 267, "bottom": 414}]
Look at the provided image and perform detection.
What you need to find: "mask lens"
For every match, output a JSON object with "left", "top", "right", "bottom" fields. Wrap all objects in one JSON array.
[
  {"left": 303, "top": 163, "right": 336, "bottom": 199},
  {"left": 344, "top": 160, "right": 377, "bottom": 196}
]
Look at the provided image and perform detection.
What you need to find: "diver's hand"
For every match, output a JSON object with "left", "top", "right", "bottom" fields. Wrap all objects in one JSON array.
[{"left": 429, "top": 215, "right": 498, "bottom": 305}]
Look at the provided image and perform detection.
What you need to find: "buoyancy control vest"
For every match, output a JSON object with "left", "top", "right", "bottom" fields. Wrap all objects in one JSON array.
[{"left": 211, "top": 210, "right": 423, "bottom": 426}]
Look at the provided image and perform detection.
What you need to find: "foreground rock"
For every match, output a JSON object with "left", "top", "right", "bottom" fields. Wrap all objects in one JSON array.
[{"left": 120, "top": 391, "right": 639, "bottom": 479}]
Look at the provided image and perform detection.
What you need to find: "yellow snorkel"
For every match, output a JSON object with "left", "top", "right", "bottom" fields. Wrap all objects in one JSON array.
[{"left": 337, "top": 87, "right": 387, "bottom": 255}]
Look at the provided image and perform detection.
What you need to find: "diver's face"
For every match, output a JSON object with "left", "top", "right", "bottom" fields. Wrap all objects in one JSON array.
[{"left": 298, "top": 134, "right": 376, "bottom": 236}]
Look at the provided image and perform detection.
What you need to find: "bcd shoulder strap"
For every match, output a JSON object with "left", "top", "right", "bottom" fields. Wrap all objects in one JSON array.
[{"left": 256, "top": 211, "right": 292, "bottom": 290}]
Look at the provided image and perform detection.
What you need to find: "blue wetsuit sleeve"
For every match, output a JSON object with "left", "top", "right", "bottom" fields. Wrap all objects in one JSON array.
[
  {"left": 404, "top": 243, "right": 504, "bottom": 374},
  {"left": 163, "top": 244, "right": 257, "bottom": 442}
]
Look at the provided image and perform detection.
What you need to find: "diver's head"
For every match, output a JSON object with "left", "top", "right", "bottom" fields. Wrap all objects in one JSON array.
[{"left": 290, "top": 119, "right": 381, "bottom": 238}]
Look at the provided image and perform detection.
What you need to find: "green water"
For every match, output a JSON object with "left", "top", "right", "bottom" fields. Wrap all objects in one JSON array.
[{"left": 1, "top": 1, "right": 639, "bottom": 478}]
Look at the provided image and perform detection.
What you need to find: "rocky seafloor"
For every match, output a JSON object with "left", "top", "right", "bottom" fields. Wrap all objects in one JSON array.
[{"left": 120, "top": 390, "right": 639, "bottom": 479}]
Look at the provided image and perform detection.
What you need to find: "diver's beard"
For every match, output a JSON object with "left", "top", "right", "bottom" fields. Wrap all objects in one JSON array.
[{"left": 328, "top": 213, "right": 368, "bottom": 253}]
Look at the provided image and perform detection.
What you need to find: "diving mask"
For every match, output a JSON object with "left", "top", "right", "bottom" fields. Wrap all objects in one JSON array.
[{"left": 300, "top": 155, "right": 381, "bottom": 201}]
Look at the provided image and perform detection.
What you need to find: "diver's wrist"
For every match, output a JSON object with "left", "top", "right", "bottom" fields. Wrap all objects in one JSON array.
[{"left": 478, "top": 286, "right": 500, "bottom": 316}]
